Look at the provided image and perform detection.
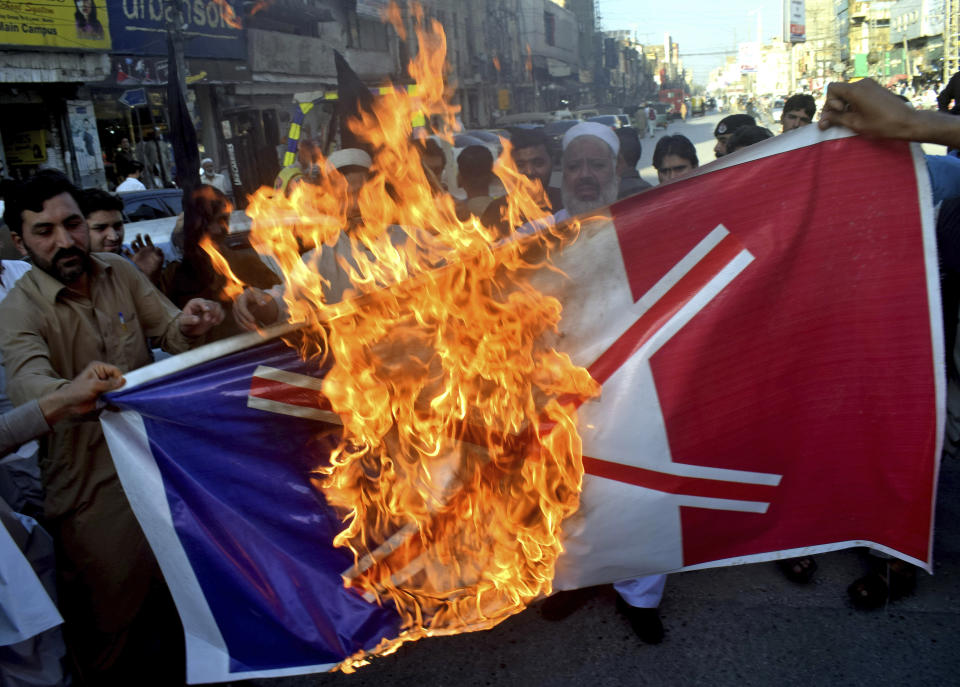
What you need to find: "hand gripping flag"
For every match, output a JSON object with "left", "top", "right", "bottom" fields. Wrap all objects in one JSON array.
[{"left": 100, "top": 126, "right": 943, "bottom": 683}]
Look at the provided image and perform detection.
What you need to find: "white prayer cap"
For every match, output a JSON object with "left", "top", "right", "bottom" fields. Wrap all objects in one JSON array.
[
  {"left": 561, "top": 121, "right": 620, "bottom": 157},
  {"left": 201, "top": 157, "right": 214, "bottom": 165},
  {"left": 327, "top": 148, "right": 372, "bottom": 171}
]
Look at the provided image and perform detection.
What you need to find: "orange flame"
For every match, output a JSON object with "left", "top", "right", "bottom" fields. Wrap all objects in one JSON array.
[
  {"left": 207, "top": 2, "right": 598, "bottom": 669},
  {"left": 249, "top": 0, "right": 275, "bottom": 16},
  {"left": 199, "top": 235, "right": 245, "bottom": 301},
  {"left": 211, "top": 0, "right": 243, "bottom": 29},
  {"left": 492, "top": 55, "right": 501, "bottom": 72}
]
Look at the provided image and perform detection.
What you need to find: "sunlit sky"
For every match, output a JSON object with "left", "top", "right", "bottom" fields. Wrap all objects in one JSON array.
[{"left": 595, "top": 0, "right": 789, "bottom": 83}]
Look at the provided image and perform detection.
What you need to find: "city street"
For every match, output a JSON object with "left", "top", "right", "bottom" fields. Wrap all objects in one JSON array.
[{"left": 253, "top": 453, "right": 960, "bottom": 687}]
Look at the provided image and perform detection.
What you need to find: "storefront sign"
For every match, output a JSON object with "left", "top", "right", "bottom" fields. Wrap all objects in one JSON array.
[
  {"left": 738, "top": 42, "right": 759, "bottom": 74},
  {"left": 785, "top": 0, "right": 806, "bottom": 43},
  {"left": 119, "top": 88, "right": 148, "bottom": 107},
  {"left": 4, "top": 130, "right": 46, "bottom": 166},
  {"left": 0, "top": 0, "right": 112, "bottom": 50},
  {"left": 67, "top": 100, "right": 106, "bottom": 188},
  {"left": 107, "top": 0, "right": 245, "bottom": 60},
  {"left": 357, "top": 0, "right": 389, "bottom": 19}
]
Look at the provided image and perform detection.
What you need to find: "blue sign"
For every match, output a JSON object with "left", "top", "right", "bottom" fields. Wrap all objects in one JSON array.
[
  {"left": 118, "top": 88, "right": 147, "bottom": 107},
  {"left": 107, "top": 0, "right": 245, "bottom": 60}
]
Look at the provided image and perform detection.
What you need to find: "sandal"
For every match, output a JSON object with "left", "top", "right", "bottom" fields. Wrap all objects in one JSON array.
[
  {"left": 777, "top": 556, "right": 818, "bottom": 584},
  {"left": 847, "top": 557, "right": 917, "bottom": 610}
]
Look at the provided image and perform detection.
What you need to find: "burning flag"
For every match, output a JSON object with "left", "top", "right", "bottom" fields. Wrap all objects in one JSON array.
[
  {"left": 100, "top": 7, "right": 942, "bottom": 684},
  {"left": 100, "top": 124, "right": 943, "bottom": 683}
]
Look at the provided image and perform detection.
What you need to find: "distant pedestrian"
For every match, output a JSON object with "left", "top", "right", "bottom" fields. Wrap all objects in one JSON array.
[
  {"left": 201, "top": 158, "right": 231, "bottom": 196},
  {"left": 115, "top": 161, "right": 146, "bottom": 192},
  {"left": 646, "top": 105, "right": 657, "bottom": 138}
]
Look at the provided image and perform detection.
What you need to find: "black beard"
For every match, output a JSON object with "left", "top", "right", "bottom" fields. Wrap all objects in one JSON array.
[{"left": 38, "top": 246, "right": 91, "bottom": 284}]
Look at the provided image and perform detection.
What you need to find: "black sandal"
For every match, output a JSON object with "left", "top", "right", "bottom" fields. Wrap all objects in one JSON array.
[
  {"left": 777, "top": 556, "right": 818, "bottom": 584},
  {"left": 848, "top": 557, "right": 916, "bottom": 610}
]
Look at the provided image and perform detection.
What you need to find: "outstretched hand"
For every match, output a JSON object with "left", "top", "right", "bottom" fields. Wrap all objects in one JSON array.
[
  {"left": 125, "top": 233, "right": 165, "bottom": 281},
  {"left": 234, "top": 287, "right": 280, "bottom": 331},
  {"left": 179, "top": 298, "right": 224, "bottom": 337},
  {"left": 39, "top": 361, "right": 126, "bottom": 424},
  {"left": 818, "top": 79, "right": 916, "bottom": 140}
]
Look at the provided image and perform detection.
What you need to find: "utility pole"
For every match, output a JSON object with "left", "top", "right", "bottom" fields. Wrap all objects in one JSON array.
[{"left": 167, "top": 0, "right": 189, "bottom": 98}]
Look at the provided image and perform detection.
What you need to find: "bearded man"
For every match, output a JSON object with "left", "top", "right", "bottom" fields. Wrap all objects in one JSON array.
[
  {"left": 542, "top": 121, "right": 667, "bottom": 646},
  {"left": 0, "top": 170, "right": 223, "bottom": 683},
  {"left": 559, "top": 122, "right": 621, "bottom": 217}
]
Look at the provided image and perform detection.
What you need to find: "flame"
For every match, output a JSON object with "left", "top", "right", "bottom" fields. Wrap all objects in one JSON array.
[
  {"left": 249, "top": 0, "right": 275, "bottom": 16},
  {"left": 211, "top": 0, "right": 243, "bottom": 29},
  {"left": 492, "top": 56, "right": 501, "bottom": 72},
  {"left": 208, "top": 2, "right": 599, "bottom": 668},
  {"left": 199, "top": 236, "right": 245, "bottom": 301}
]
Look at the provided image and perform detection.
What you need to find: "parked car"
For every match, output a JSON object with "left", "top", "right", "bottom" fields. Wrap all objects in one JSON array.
[
  {"left": 542, "top": 118, "right": 581, "bottom": 163},
  {"left": 586, "top": 114, "right": 622, "bottom": 129},
  {"left": 771, "top": 97, "right": 786, "bottom": 123},
  {"left": 494, "top": 112, "right": 557, "bottom": 127},
  {"left": 120, "top": 188, "right": 183, "bottom": 222}
]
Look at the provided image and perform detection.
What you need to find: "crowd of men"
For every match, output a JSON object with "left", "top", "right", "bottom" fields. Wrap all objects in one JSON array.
[{"left": 2, "top": 79, "right": 960, "bottom": 685}]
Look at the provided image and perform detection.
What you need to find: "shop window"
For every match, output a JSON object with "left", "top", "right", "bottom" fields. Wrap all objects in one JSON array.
[{"left": 544, "top": 12, "right": 556, "bottom": 47}]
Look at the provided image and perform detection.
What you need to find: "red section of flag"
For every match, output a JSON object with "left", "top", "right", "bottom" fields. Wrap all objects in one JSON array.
[
  {"left": 609, "top": 138, "right": 938, "bottom": 565},
  {"left": 588, "top": 231, "right": 744, "bottom": 385},
  {"left": 582, "top": 456, "right": 776, "bottom": 502},
  {"left": 250, "top": 375, "right": 334, "bottom": 412}
]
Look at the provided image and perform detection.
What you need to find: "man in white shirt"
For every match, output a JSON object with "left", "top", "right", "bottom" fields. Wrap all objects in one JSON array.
[
  {"left": 115, "top": 161, "right": 147, "bottom": 193},
  {"left": 201, "top": 158, "right": 231, "bottom": 195}
]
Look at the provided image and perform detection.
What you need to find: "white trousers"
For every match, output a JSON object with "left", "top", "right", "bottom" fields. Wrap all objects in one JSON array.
[{"left": 614, "top": 574, "right": 667, "bottom": 609}]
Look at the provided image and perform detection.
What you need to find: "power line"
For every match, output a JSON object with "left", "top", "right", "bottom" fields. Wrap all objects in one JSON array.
[{"left": 680, "top": 49, "right": 738, "bottom": 56}]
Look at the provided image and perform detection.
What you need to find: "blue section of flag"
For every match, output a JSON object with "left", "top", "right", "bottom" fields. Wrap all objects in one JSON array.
[{"left": 106, "top": 340, "right": 400, "bottom": 672}]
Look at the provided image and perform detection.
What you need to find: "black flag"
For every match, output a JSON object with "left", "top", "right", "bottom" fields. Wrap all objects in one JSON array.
[
  {"left": 334, "top": 50, "right": 376, "bottom": 156},
  {"left": 167, "top": 35, "right": 200, "bottom": 195}
]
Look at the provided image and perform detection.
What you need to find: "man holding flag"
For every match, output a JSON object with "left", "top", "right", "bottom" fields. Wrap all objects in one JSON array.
[{"left": 0, "top": 170, "right": 224, "bottom": 684}]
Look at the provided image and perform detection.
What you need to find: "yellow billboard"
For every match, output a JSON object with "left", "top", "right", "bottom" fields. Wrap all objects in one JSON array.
[
  {"left": 5, "top": 130, "right": 47, "bottom": 166},
  {"left": 0, "top": 0, "right": 111, "bottom": 50}
]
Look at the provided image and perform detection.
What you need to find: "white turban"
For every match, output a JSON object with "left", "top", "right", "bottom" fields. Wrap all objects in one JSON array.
[
  {"left": 561, "top": 121, "right": 620, "bottom": 157},
  {"left": 327, "top": 148, "right": 372, "bottom": 171}
]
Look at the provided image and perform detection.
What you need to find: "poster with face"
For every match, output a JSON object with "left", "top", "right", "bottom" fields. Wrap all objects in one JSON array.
[{"left": 67, "top": 100, "right": 107, "bottom": 189}]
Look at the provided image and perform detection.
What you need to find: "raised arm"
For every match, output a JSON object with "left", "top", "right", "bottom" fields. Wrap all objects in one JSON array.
[{"left": 819, "top": 78, "right": 960, "bottom": 149}]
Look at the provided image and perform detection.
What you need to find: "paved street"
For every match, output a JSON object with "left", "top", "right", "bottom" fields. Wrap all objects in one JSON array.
[
  {"left": 250, "top": 452, "right": 960, "bottom": 687},
  {"left": 241, "top": 114, "right": 960, "bottom": 687}
]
